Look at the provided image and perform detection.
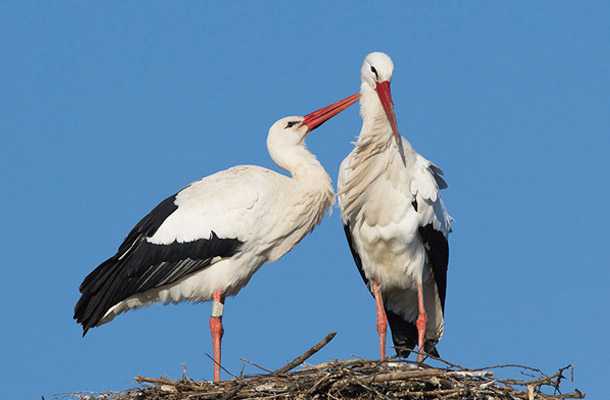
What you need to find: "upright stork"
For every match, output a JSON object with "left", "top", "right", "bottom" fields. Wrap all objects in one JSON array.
[
  {"left": 75, "top": 93, "right": 359, "bottom": 382},
  {"left": 338, "top": 52, "right": 453, "bottom": 362}
]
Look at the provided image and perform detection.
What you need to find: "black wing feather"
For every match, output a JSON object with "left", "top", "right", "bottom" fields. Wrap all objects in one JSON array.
[
  {"left": 418, "top": 224, "right": 449, "bottom": 312},
  {"left": 428, "top": 164, "right": 448, "bottom": 190},
  {"left": 74, "top": 193, "right": 243, "bottom": 335},
  {"left": 78, "top": 195, "right": 178, "bottom": 293},
  {"left": 343, "top": 223, "right": 369, "bottom": 290}
]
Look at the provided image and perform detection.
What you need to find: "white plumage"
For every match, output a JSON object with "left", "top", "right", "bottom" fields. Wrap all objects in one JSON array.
[{"left": 338, "top": 52, "right": 453, "bottom": 361}]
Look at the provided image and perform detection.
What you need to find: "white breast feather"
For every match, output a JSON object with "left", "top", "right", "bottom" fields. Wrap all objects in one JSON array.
[{"left": 339, "top": 135, "right": 453, "bottom": 342}]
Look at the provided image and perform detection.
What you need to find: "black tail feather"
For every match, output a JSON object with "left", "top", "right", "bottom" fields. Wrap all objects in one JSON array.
[
  {"left": 386, "top": 309, "right": 417, "bottom": 358},
  {"left": 386, "top": 308, "right": 440, "bottom": 359},
  {"left": 74, "top": 255, "right": 122, "bottom": 335}
]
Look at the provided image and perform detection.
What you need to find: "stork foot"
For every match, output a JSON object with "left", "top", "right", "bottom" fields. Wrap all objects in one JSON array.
[
  {"left": 415, "top": 311, "right": 427, "bottom": 362},
  {"left": 372, "top": 282, "right": 387, "bottom": 360}
]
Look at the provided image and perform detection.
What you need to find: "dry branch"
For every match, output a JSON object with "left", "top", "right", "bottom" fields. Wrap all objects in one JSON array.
[
  {"left": 273, "top": 331, "right": 336, "bottom": 375},
  {"left": 122, "top": 362, "right": 582, "bottom": 399},
  {"left": 72, "top": 332, "right": 585, "bottom": 400}
]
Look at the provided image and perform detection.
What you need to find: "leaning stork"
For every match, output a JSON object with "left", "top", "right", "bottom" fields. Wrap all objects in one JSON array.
[
  {"left": 74, "top": 93, "right": 359, "bottom": 382},
  {"left": 338, "top": 52, "right": 453, "bottom": 362}
]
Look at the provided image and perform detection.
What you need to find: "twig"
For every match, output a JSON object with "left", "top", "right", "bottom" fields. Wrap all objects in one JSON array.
[
  {"left": 556, "top": 389, "right": 585, "bottom": 399},
  {"left": 500, "top": 369, "right": 563, "bottom": 387},
  {"left": 273, "top": 331, "right": 336, "bottom": 375},
  {"left": 135, "top": 375, "right": 204, "bottom": 392},
  {"left": 424, "top": 351, "right": 467, "bottom": 370},
  {"left": 395, "top": 388, "right": 464, "bottom": 397},
  {"left": 220, "top": 379, "right": 246, "bottom": 400},
  {"left": 554, "top": 364, "right": 572, "bottom": 394},
  {"left": 328, "top": 364, "right": 391, "bottom": 400},
  {"left": 307, "top": 372, "right": 334, "bottom": 395},
  {"left": 136, "top": 376, "right": 176, "bottom": 386},
  {"left": 472, "top": 363, "right": 546, "bottom": 374},
  {"left": 205, "top": 352, "right": 237, "bottom": 379},
  {"left": 240, "top": 358, "right": 274, "bottom": 374},
  {"left": 450, "top": 370, "right": 494, "bottom": 379},
  {"left": 367, "top": 369, "right": 492, "bottom": 383}
]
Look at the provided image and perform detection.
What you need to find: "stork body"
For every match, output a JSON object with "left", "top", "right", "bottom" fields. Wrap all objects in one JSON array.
[
  {"left": 74, "top": 94, "right": 359, "bottom": 382},
  {"left": 87, "top": 163, "right": 331, "bottom": 325},
  {"left": 338, "top": 53, "right": 452, "bottom": 361}
]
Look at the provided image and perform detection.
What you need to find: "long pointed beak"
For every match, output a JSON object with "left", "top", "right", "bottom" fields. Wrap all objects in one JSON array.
[
  {"left": 302, "top": 93, "right": 360, "bottom": 132},
  {"left": 375, "top": 81, "right": 406, "bottom": 166}
]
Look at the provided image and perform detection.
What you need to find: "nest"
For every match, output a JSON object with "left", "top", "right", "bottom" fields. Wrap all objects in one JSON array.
[{"left": 70, "top": 333, "right": 585, "bottom": 400}]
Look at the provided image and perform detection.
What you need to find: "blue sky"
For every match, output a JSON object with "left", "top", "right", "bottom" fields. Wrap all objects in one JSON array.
[{"left": 1, "top": 2, "right": 608, "bottom": 398}]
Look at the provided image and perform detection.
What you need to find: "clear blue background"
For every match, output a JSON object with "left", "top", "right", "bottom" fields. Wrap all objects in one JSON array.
[{"left": 1, "top": 2, "right": 608, "bottom": 398}]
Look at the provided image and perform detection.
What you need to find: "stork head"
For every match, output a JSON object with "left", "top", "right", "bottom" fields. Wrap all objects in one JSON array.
[
  {"left": 267, "top": 93, "right": 359, "bottom": 150},
  {"left": 361, "top": 52, "right": 394, "bottom": 87},
  {"left": 360, "top": 52, "right": 406, "bottom": 165}
]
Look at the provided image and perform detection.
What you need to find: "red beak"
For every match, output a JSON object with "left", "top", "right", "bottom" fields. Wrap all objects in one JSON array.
[
  {"left": 302, "top": 93, "right": 360, "bottom": 132},
  {"left": 375, "top": 80, "right": 406, "bottom": 165}
]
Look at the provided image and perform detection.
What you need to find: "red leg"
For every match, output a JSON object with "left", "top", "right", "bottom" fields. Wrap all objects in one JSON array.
[
  {"left": 372, "top": 281, "right": 387, "bottom": 360},
  {"left": 416, "top": 282, "right": 427, "bottom": 363},
  {"left": 209, "top": 289, "right": 224, "bottom": 383}
]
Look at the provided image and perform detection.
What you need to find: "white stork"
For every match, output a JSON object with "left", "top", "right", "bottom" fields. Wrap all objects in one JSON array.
[
  {"left": 74, "top": 93, "right": 359, "bottom": 382},
  {"left": 338, "top": 52, "right": 453, "bottom": 362}
]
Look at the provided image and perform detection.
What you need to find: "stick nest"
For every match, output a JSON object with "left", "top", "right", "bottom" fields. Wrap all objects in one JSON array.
[{"left": 69, "top": 332, "right": 586, "bottom": 400}]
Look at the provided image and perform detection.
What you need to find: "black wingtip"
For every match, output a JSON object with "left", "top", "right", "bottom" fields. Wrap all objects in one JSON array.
[
  {"left": 74, "top": 308, "right": 91, "bottom": 337},
  {"left": 74, "top": 306, "right": 93, "bottom": 337},
  {"left": 74, "top": 286, "right": 98, "bottom": 336}
]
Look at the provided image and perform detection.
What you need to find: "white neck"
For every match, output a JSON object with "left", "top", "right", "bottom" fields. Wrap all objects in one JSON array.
[
  {"left": 357, "top": 82, "right": 413, "bottom": 154},
  {"left": 358, "top": 83, "right": 391, "bottom": 141},
  {"left": 264, "top": 144, "right": 335, "bottom": 261},
  {"left": 270, "top": 144, "right": 333, "bottom": 189},
  {"left": 339, "top": 83, "right": 414, "bottom": 220}
]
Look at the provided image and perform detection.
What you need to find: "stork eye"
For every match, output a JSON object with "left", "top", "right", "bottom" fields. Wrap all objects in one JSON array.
[
  {"left": 285, "top": 121, "right": 300, "bottom": 129},
  {"left": 370, "top": 66, "right": 379, "bottom": 79}
]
